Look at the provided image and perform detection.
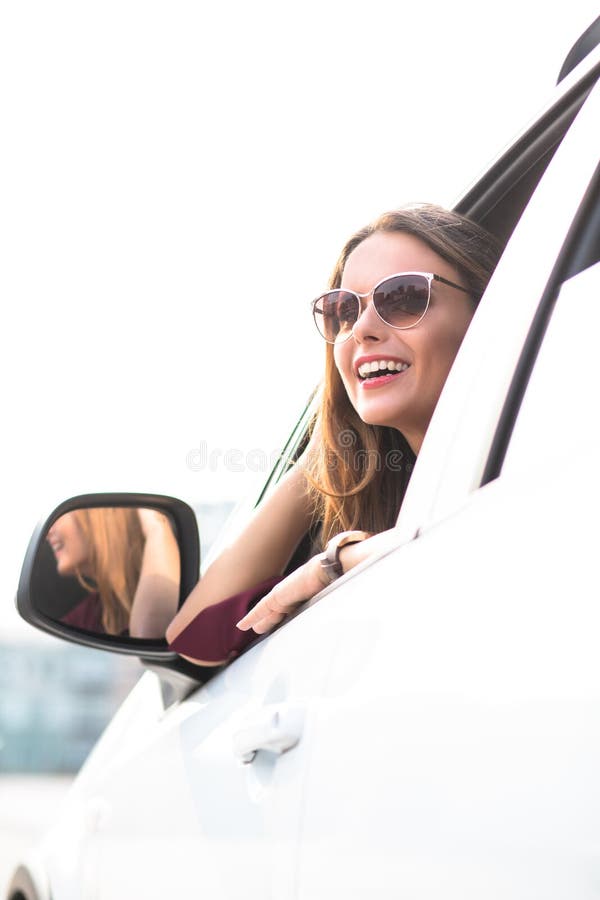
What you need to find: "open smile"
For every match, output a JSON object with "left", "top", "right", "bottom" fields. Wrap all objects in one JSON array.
[
  {"left": 47, "top": 537, "right": 64, "bottom": 557},
  {"left": 355, "top": 357, "right": 411, "bottom": 388}
]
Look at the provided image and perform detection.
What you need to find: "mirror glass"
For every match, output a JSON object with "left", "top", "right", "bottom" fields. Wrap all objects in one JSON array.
[{"left": 32, "top": 506, "right": 181, "bottom": 641}]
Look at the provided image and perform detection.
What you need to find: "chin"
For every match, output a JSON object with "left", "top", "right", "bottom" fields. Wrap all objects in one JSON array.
[{"left": 356, "top": 401, "right": 407, "bottom": 431}]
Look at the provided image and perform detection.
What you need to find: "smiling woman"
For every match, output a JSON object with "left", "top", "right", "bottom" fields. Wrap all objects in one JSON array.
[
  {"left": 166, "top": 204, "right": 503, "bottom": 663},
  {"left": 306, "top": 206, "right": 501, "bottom": 544}
]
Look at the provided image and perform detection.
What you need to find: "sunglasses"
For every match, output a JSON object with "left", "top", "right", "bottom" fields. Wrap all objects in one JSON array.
[{"left": 312, "top": 271, "right": 476, "bottom": 344}]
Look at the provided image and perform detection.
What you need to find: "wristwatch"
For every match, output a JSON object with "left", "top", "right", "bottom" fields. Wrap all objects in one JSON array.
[{"left": 318, "top": 530, "right": 370, "bottom": 585}]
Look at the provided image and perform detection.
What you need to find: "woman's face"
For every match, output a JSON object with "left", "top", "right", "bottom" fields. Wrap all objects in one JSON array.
[
  {"left": 333, "top": 231, "right": 476, "bottom": 453},
  {"left": 46, "top": 512, "right": 91, "bottom": 577}
]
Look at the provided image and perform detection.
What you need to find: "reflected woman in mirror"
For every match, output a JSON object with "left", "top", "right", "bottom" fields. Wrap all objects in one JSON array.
[
  {"left": 47, "top": 507, "right": 180, "bottom": 639},
  {"left": 166, "top": 204, "right": 502, "bottom": 664}
]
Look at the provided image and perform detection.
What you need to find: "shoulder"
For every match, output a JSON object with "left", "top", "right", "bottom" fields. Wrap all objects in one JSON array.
[{"left": 61, "top": 592, "right": 103, "bottom": 633}]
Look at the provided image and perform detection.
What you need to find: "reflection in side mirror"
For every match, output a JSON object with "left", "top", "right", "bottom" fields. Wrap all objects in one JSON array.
[
  {"left": 38, "top": 506, "right": 181, "bottom": 640},
  {"left": 17, "top": 494, "right": 200, "bottom": 656}
]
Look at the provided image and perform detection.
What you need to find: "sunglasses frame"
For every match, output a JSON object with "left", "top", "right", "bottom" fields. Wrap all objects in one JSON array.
[{"left": 312, "top": 271, "right": 475, "bottom": 344}]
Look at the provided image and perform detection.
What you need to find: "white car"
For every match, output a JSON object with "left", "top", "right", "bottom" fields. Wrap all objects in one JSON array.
[{"left": 9, "top": 20, "right": 600, "bottom": 900}]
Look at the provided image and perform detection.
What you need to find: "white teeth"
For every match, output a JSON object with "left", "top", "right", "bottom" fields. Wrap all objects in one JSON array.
[{"left": 357, "top": 360, "right": 409, "bottom": 378}]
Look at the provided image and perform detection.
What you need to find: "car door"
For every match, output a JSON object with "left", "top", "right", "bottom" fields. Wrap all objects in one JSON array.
[
  {"left": 54, "top": 595, "right": 339, "bottom": 900},
  {"left": 290, "top": 83, "right": 600, "bottom": 897}
]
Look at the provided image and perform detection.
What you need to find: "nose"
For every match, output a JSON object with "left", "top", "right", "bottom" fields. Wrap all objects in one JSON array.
[{"left": 350, "top": 296, "right": 386, "bottom": 342}]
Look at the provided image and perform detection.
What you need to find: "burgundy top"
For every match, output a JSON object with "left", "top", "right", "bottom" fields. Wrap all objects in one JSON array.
[
  {"left": 167, "top": 575, "right": 282, "bottom": 663},
  {"left": 61, "top": 592, "right": 129, "bottom": 637},
  {"left": 62, "top": 592, "right": 104, "bottom": 632}
]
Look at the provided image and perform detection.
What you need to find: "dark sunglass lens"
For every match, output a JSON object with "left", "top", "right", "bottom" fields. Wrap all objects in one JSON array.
[
  {"left": 335, "top": 292, "right": 359, "bottom": 337},
  {"left": 314, "top": 296, "right": 335, "bottom": 341},
  {"left": 314, "top": 292, "right": 358, "bottom": 341},
  {"left": 374, "top": 275, "right": 429, "bottom": 327}
]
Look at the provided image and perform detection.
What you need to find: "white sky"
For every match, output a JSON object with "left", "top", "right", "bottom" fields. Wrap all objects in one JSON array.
[{"left": 1, "top": 1, "right": 598, "bottom": 640}]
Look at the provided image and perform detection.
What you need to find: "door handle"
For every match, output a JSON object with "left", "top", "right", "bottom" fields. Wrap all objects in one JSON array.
[{"left": 233, "top": 703, "right": 304, "bottom": 764}]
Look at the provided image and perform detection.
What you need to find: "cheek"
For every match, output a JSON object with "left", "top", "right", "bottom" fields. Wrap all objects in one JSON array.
[
  {"left": 333, "top": 364, "right": 357, "bottom": 408},
  {"left": 423, "top": 315, "right": 473, "bottom": 374},
  {"left": 63, "top": 528, "right": 78, "bottom": 551},
  {"left": 333, "top": 344, "right": 353, "bottom": 388},
  {"left": 63, "top": 527, "right": 88, "bottom": 563},
  {"left": 74, "top": 535, "right": 90, "bottom": 561}
]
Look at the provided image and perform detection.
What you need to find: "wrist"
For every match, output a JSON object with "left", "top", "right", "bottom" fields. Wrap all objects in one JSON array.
[{"left": 317, "top": 530, "right": 370, "bottom": 586}]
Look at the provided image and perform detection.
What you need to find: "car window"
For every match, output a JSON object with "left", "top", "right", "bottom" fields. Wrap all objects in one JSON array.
[
  {"left": 478, "top": 153, "right": 600, "bottom": 486},
  {"left": 501, "top": 259, "right": 600, "bottom": 476}
]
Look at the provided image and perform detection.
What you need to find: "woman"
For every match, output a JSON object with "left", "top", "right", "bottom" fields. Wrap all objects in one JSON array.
[
  {"left": 166, "top": 204, "right": 502, "bottom": 663},
  {"left": 47, "top": 507, "right": 180, "bottom": 638}
]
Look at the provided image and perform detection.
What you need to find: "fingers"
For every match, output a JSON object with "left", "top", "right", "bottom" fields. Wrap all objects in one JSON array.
[
  {"left": 236, "top": 557, "right": 325, "bottom": 636},
  {"left": 236, "top": 590, "right": 291, "bottom": 634},
  {"left": 246, "top": 610, "right": 287, "bottom": 635}
]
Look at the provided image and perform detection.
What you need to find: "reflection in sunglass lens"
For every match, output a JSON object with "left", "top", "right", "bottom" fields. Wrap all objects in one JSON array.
[
  {"left": 374, "top": 275, "right": 429, "bottom": 327},
  {"left": 335, "top": 292, "right": 359, "bottom": 337},
  {"left": 315, "top": 291, "right": 359, "bottom": 342}
]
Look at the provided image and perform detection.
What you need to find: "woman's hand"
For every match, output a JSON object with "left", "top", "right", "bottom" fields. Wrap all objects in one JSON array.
[
  {"left": 236, "top": 529, "right": 390, "bottom": 637},
  {"left": 236, "top": 555, "right": 329, "bottom": 635},
  {"left": 137, "top": 507, "right": 171, "bottom": 538}
]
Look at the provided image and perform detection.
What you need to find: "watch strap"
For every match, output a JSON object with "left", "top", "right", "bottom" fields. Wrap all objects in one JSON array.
[{"left": 318, "top": 530, "right": 370, "bottom": 585}]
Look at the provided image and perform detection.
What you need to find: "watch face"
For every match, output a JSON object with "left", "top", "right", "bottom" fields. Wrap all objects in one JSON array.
[
  {"left": 321, "top": 531, "right": 369, "bottom": 585},
  {"left": 318, "top": 553, "right": 340, "bottom": 585}
]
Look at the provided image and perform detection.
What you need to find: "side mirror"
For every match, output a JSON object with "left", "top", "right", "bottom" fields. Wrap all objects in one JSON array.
[{"left": 16, "top": 493, "right": 200, "bottom": 660}]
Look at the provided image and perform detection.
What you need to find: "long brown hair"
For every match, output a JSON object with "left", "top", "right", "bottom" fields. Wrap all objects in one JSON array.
[
  {"left": 304, "top": 204, "right": 503, "bottom": 546},
  {"left": 73, "top": 507, "right": 145, "bottom": 635}
]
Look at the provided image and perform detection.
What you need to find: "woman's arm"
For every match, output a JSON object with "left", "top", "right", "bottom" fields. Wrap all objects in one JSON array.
[
  {"left": 235, "top": 529, "right": 393, "bottom": 635},
  {"left": 165, "top": 454, "right": 314, "bottom": 660},
  {"left": 129, "top": 509, "right": 181, "bottom": 639}
]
